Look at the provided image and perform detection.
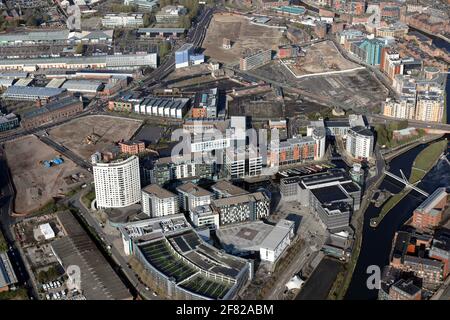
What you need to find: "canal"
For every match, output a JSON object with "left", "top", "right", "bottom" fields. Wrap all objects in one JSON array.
[{"left": 345, "top": 31, "right": 450, "bottom": 301}]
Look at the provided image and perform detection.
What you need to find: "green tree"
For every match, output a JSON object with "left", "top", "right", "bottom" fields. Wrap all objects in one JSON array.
[
  {"left": 143, "top": 13, "right": 154, "bottom": 27},
  {"left": 180, "top": 15, "right": 191, "bottom": 29},
  {"left": 75, "top": 43, "right": 84, "bottom": 54},
  {"left": 158, "top": 41, "right": 172, "bottom": 58},
  {"left": 37, "top": 266, "right": 60, "bottom": 283},
  {"left": 375, "top": 124, "right": 390, "bottom": 147},
  {"left": 26, "top": 15, "right": 39, "bottom": 27}
]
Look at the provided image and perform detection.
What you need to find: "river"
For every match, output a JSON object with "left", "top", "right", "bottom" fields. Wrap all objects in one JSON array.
[{"left": 345, "top": 35, "right": 449, "bottom": 300}]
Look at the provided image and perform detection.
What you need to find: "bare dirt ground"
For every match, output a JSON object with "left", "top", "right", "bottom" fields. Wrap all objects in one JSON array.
[
  {"left": 253, "top": 62, "right": 388, "bottom": 112},
  {"left": 48, "top": 115, "right": 142, "bottom": 160},
  {"left": 287, "top": 40, "right": 360, "bottom": 76},
  {"left": 202, "top": 13, "right": 285, "bottom": 64},
  {"left": 4, "top": 136, "right": 87, "bottom": 214}
]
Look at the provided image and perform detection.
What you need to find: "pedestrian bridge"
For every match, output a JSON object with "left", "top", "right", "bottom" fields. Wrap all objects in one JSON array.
[{"left": 383, "top": 169, "right": 429, "bottom": 197}]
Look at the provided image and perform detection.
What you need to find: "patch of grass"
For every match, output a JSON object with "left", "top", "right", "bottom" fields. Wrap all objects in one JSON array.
[
  {"left": 82, "top": 190, "right": 96, "bottom": 208},
  {"left": 31, "top": 200, "right": 68, "bottom": 216},
  {"left": 37, "top": 265, "right": 61, "bottom": 283},
  {"left": 0, "top": 287, "right": 28, "bottom": 300},
  {"left": 409, "top": 140, "right": 447, "bottom": 183}
]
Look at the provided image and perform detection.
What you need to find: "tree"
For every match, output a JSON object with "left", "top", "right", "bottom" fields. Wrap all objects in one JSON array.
[
  {"left": 375, "top": 124, "right": 390, "bottom": 147},
  {"left": 180, "top": 15, "right": 191, "bottom": 29},
  {"left": 75, "top": 43, "right": 84, "bottom": 54},
  {"left": 26, "top": 15, "right": 39, "bottom": 27},
  {"left": 158, "top": 41, "right": 172, "bottom": 58},
  {"left": 143, "top": 13, "right": 155, "bottom": 27}
]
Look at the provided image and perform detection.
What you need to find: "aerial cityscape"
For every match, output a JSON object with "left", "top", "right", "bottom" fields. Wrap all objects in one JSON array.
[{"left": 0, "top": 0, "right": 449, "bottom": 304}]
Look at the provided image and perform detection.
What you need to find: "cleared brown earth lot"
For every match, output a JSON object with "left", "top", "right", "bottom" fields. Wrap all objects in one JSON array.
[
  {"left": 253, "top": 62, "right": 388, "bottom": 112},
  {"left": 287, "top": 40, "right": 360, "bottom": 76},
  {"left": 202, "top": 13, "right": 285, "bottom": 64},
  {"left": 48, "top": 115, "right": 143, "bottom": 160},
  {"left": 4, "top": 135, "right": 87, "bottom": 214}
]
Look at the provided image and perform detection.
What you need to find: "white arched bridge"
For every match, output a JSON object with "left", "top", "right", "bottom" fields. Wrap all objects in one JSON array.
[{"left": 383, "top": 169, "right": 429, "bottom": 197}]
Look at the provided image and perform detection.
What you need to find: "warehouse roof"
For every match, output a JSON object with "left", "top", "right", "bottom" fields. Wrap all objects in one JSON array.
[
  {"left": 0, "top": 53, "right": 156, "bottom": 67},
  {"left": 0, "top": 72, "right": 28, "bottom": 79},
  {"left": 23, "top": 96, "right": 80, "bottom": 119},
  {"left": 62, "top": 80, "right": 103, "bottom": 91},
  {"left": 138, "top": 27, "right": 185, "bottom": 33},
  {"left": 0, "top": 252, "right": 18, "bottom": 289},
  {"left": 3, "top": 86, "right": 66, "bottom": 98}
]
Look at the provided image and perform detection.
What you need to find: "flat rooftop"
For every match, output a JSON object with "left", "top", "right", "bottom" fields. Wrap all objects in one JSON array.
[
  {"left": 142, "top": 184, "right": 176, "bottom": 199},
  {"left": 120, "top": 214, "right": 191, "bottom": 242},
  {"left": 212, "top": 192, "right": 267, "bottom": 207},
  {"left": 311, "top": 185, "right": 350, "bottom": 204},
  {"left": 211, "top": 180, "right": 249, "bottom": 197},
  {"left": 0, "top": 252, "right": 18, "bottom": 289},
  {"left": 260, "top": 219, "right": 294, "bottom": 251},
  {"left": 300, "top": 169, "right": 349, "bottom": 188},
  {"left": 177, "top": 182, "right": 212, "bottom": 197},
  {"left": 216, "top": 221, "right": 274, "bottom": 252}
]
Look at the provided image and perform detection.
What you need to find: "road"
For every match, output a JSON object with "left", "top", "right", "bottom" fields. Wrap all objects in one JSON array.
[
  {"left": 36, "top": 135, "right": 92, "bottom": 170},
  {"left": 266, "top": 243, "right": 312, "bottom": 300},
  {"left": 368, "top": 114, "right": 450, "bottom": 132},
  {"left": 0, "top": 99, "right": 103, "bottom": 145},
  {"left": 140, "top": 7, "right": 215, "bottom": 89}
]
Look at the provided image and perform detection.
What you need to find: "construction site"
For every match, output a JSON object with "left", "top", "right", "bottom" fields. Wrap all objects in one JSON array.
[
  {"left": 283, "top": 41, "right": 361, "bottom": 77},
  {"left": 48, "top": 115, "right": 143, "bottom": 160},
  {"left": 202, "top": 13, "right": 286, "bottom": 65},
  {"left": 251, "top": 61, "right": 389, "bottom": 112},
  {"left": 3, "top": 135, "right": 88, "bottom": 214}
]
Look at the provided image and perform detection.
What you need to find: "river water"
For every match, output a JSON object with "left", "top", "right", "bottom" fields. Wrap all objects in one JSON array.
[{"left": 345, "top": 37, "right": 450, "bottom": 300}]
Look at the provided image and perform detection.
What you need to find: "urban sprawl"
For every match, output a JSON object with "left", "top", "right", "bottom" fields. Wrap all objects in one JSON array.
[{"left": 0, "top": 0, "right": 449, "bottom": 303}]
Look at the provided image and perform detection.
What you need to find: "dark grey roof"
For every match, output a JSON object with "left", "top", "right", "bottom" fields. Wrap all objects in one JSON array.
[
  {"left": 392, "top": 279, "right": 421, "bottom": 296},
  {"left": 138, "top": 27, "right": 185, "bottom": 33},
  {"left": 3, "top": 86, "right": 66, "bottom": 98},
  {"left": 349, "top": 126, "right": 373, "bottom": 137},
  {"left": 311, "top": 185, "right": 349, "bottom": 204},
  {"left": 23, "top": 97, "right": 80, "bottom": 119}
]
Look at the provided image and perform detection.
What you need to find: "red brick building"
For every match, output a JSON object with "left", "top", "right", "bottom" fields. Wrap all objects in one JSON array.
[
  {"left": 21, "top": 97, "right": 83, "bottom": 130},
  {"left": 412, "top": 188, "right": 448, "bottom": 230},
  {"left": 119, "top": 140, "right": 146, "bottom": 155},
  {"left": 388, "top": 279, "right": 422, "bottom": 300}
]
